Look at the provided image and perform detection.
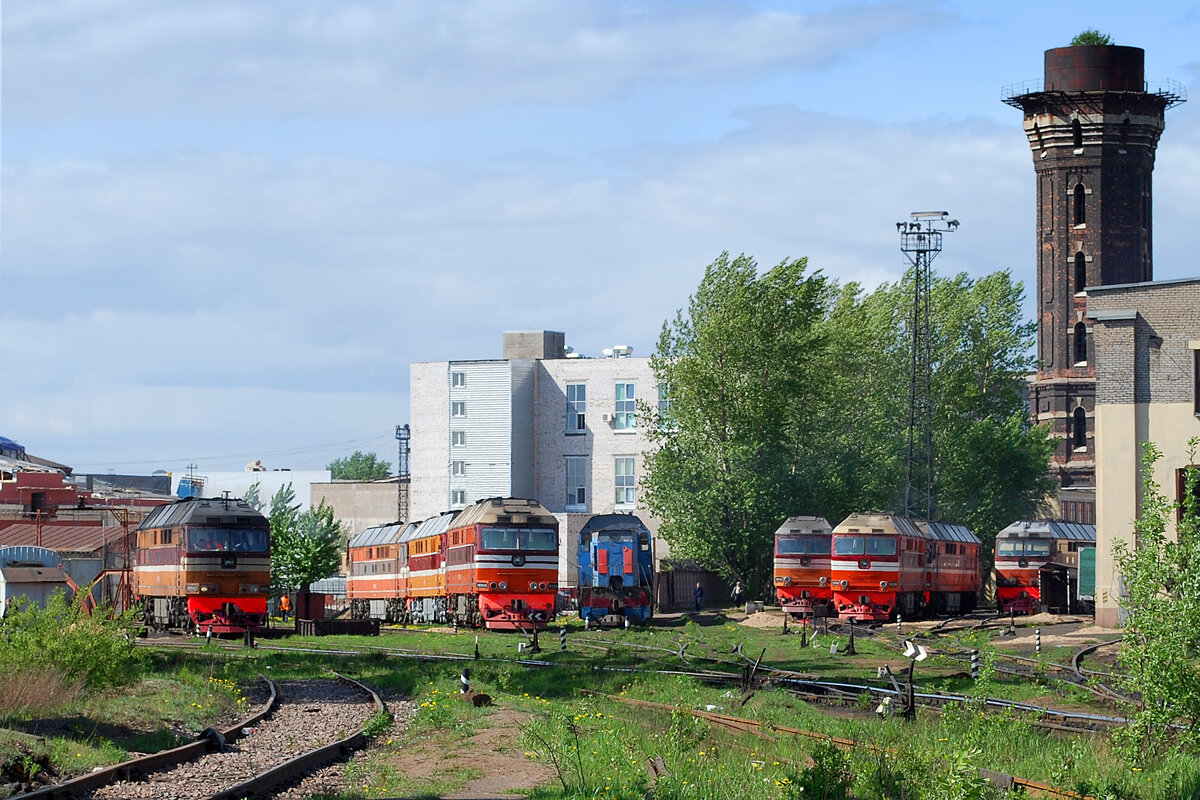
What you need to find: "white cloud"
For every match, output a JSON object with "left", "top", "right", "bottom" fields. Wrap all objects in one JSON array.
[{"left": 5, "top": 1, "right": 927, "bottom": 120}]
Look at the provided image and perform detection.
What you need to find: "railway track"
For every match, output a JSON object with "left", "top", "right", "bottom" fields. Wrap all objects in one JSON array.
[{"left": 19, "top": 673, "right": 385, "bottom": 800}]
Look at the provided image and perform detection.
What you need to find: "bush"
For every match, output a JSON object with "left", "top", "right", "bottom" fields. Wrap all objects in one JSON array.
[{"left": 0, "top": 591, "right": 143, "bottom": 715}]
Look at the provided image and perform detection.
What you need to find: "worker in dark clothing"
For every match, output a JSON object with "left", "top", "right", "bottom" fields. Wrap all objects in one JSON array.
[{"left": 693, "top": 582, "right": 704, "bottom": 611}]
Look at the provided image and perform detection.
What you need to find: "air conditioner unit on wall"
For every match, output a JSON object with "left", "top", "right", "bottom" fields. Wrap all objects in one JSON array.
[{"left": 601, "top": 412, "right": 615, "bottom": 423}]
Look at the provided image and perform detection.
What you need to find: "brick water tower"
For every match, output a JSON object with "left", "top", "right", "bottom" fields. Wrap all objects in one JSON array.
[{"left": 1004, "top": 44, "right": 1184, "bottom": 521}]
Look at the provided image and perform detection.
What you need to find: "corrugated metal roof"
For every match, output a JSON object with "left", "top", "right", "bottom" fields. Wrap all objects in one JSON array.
[
  {"left": 997, "top": 520, "right": 1096, "bottom": 542},
  {"left": 579, "top": 513, "right": 650, "bottom": 537},
  {"left": 406, "top": 511, "right": 457, "bottom": 541},
  {"left": 0, "top": 524, "right": 129, "bottom": 553},
  {"left": 136, "top": 496, "right": 267, "bottom": 531},
  {"left": 348, "top": 523, "right": 406, "bottom": 548},
  {"left": 0, "top": 546, "right": 65, "bottom": 568},
  {"left": 922, "top": 521, "right": 981, "bottom": 544},
  {"left": 773, "top": 516, "right": 833, "bottom": 536}
]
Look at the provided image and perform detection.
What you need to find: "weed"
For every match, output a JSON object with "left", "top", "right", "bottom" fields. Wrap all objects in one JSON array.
[
  {"left": 361, "top": 710, "right": 392, "bottom": 739},
  {"left": 782, "top": 740, "right": 852, "bottom": 799}
]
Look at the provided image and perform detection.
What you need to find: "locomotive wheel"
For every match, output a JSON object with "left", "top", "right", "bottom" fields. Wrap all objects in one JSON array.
[{"left": 350, "top": 599, "right": 369, "bottom": 620}]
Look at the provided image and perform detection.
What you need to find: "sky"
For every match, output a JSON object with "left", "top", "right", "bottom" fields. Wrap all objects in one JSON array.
[{"left": 3, "top": 0, "right": 1199, "bottom": 476}]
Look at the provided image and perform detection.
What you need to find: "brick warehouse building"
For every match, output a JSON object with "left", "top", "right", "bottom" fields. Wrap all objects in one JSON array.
[{"left": 1005, "top": 44, "right": 1184, "bottom": 523}]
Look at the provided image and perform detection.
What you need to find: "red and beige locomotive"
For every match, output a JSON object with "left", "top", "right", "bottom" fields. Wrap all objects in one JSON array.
[
  {"left": 132, "top": 496, "right": 271, "bottom": 635},
  {"left": 347, "top": 497, "right": 559, "bottom": 630},
  {"left": 772, "top": 516, "right": 833, "bottom": 617},
  {"left": 995, "top": 520, "right": 1096, "bottom": 614}
]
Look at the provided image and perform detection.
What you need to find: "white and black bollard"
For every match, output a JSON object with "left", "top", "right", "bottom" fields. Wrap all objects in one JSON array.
[
  {"left": 896, "top": 613, "right": 902, "bottom": 633},
  {"left": 460, "top": 667, "right": 470, "bottom": 694},
  {"left": 970, "top": 649, "right": 980, "bottom": 680},
  {"left": 1035, "top": 628, "right": 1041, "bottom": 657},
  {"left": 560, "top": 627, "right": 567, "bottom": 652},
  {"left": 624, "top": 615, "right": 631, "bottom": 631}
]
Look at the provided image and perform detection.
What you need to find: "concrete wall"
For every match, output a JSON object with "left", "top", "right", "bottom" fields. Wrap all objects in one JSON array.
[
  {"left": 311, "top": 481, "right": 401, "bottom": 540},
  {"left": 1089, "top": 278, "right": 1200, "bottom": 626}
]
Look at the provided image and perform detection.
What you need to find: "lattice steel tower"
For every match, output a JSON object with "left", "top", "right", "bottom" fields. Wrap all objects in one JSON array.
[
  {"left": 395, "top": 424, "right": 411, "bottom": 522},
  {"left": 897, "top": 211, "right": 958, "bottom": 520}
]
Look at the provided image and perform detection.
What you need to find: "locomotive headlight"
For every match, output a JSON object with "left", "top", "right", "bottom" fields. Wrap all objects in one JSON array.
[
  {"left": 538, "top": 582, "right": 547, "bottom": 590},
  {"left": 186, "top": 583, "right": 200, "bottom": 593},
  {"left": 530, "top": 582, "right": 538, "bottom": 590},
  {"left": 879, "top": 581, "right": 888, "bottom": 591},
  {"left": 783, "top": 576, "right": 791, "bottom": 586},
  {"left": 549, "top": 583, "right": 557, "bottom": 589},
  {"left": 840, "top": 579, "right": 849, "bottom": 589},
  {"left": 489, "top": 582, "right": 498, "bottom": 590},
  {"left": 819, "top": 577, "right": 827, "bottom": 586},
  {"left": 499, "top": 581, "right": 508, "bottom": 590},
  {"left": 774, "top": 577, "right": 783, "bottom": 584},
  {"left": 199, "top": 582, "right": 219, "bottom": 593}
]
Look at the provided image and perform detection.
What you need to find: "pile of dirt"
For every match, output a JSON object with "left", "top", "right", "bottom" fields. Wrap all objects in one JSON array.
[{"left": 738, "top": 611, "right": 788, "bottom": 629}]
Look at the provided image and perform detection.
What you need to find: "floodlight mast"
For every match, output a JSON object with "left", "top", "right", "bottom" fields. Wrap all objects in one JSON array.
[{"left": 896, "top": 212, "right": 958, "bottom": 520}]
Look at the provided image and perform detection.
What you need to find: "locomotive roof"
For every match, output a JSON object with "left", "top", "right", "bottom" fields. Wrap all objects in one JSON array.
[
  {"left": 920, "top": 521, "right": 981, "bottom": 545},
  {"left": 135, "top": 496, "right": 268, "bottom": 531},
  {"left": 450, "top": 497, "right": 557, "bottom": 528},
  {"left": 773, "top": 515, "right": 833, "bottom": 536},
  {"left": 348, "top": 522, "right": 407, "bottom": 548},
  {"left": 833, "top": 512, "right": 926, "bottom": 538},
  {"left": 404, "top": 511, "right": 456, "bottom": 541},
  {"left": 578, "top": 513, "right": 650, "bottom": 535},
  {"left": 997, "top": 520, "right": 1096, "bottom": 542}
]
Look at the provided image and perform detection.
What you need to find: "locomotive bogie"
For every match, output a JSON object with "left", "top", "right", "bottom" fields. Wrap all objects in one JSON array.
[{"left": 478, "top": 591, "right": 555, "bottom": 630}]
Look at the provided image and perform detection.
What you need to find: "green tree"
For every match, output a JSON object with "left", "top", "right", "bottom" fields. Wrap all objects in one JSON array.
[
  {"left": 1112, "top": 439, "right": 1200, "bottom": 759},
  {"left": 327, "top": 451, "right": 391, "bottom": 481},
  {"left": 268, "top": 482, "right": 300, "bottom": 546},
  {"left": 271, "top": 498, "right": 345, "bottom": 592},
  {"left": 643, "top": 252, "right": 832, "bottom": 595},
  {"left": 243, "top": 480, "right": 263, "bottom": 512},
  {"left": 1070, "top": 29, "right": 1112, "bottom": 46}
]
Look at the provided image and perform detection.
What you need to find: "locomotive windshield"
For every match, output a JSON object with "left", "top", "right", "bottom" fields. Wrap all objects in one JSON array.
[
  {"left": 997, "top": 539, "right": 1052, "bottom": 558},
  {"left": 833, "top": 536, "right": 897, "bottom": 556},
  {"left": 480, "top": 526, "right": 557, "bottom": 552},
  {"left": 776, "top": 535, "right": 832, "bottom": 555},
  {"left": 188, "top": 527, "right": 270, "bottom": 553}
]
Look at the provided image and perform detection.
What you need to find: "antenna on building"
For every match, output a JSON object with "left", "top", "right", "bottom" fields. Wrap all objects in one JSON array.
[{"left": 896, "top": 211, "right": 957, "bottom": 520}]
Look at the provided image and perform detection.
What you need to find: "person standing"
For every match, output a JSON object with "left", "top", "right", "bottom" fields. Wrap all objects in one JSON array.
[
  {"left": 279, "top": 593, "right": 291, "bottom": 622},
  {"left": 731, "top": 580, "right": 745, "bottom": 609},
  {"left": 693, "top": 582, "right": 704, "bottom": 611}
]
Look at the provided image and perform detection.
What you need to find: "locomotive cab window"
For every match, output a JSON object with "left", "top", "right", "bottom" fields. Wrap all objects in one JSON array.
[
  {"left": 480, "top": 526, "right": 557, "bottom": 552},
  {"left": 777, "top": 535, "right": 832, "bottom": 555}
]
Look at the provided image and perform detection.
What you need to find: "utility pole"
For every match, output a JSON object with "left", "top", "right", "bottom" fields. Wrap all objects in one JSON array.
[{"left": 896, "top": 212, "right": 958, "bottom": 520}]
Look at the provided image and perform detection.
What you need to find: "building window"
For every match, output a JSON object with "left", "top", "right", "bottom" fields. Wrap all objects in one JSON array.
[
  {"left": 452, "top": 460, "right": 465, "bottom": 476},
  {"left": 1074, "top": 252, "right": 1086, "bottom": 293},
  {"left": 451, "top": 401, "right": 466, "bottom": 417},
  {"left": 452, "top": 430, "right": 465, "bottom": 447},
  {"left": 1072, "top": 118, "right": 1083, "bottom": 149},
  {"left": 657, "top": 383, "right": 674, "bottom": 428},
  {"left": 615, "top": 382, "right": 636, "bottom": 429},
  {"left": 451, "top": 372, "right": 466, "bottom": 388},
  {"left": 615, "top": 457, "right": 636, "bottom": 505},
  {"left": 567, "top": 383, "right": 586, "bottom": 433},
  {"left": 566, "top": 457, "right": 587, "bottom": 509},
  {"left": 1073, "top": 183, "right": 1086, "bottom": 226},
  {"left": 1073, "top": 322, "right": 1088, "bottom": 365},
  {"left": 1072, "top": 407, "right": 1087, "bottom": 451},
  {"left": 1176, "top": 466, "right": 1200, "bottom": 524},
  {"left": 451, "top": 490, "right": 466, "bottom": 506},
  {"left": 1194, "top": 349, "right": 1199, "bottom": 415}
]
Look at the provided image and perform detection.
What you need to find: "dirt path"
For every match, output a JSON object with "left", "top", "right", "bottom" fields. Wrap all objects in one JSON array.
[{"left": 385, "top": 706, "right": 558, "bottom": 800}]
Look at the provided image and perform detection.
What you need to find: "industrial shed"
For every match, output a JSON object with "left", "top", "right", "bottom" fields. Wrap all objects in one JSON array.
[{"left": 0, "top": 546, "right": 74, "bottom": 614}]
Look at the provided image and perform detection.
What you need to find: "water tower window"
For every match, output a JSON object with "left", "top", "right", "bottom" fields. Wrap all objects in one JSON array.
[
  {"left": 1072, "top": 407, "right": 1087, "bottom": 450},
  {"left": 1072, "top": 119, "right": 1083, "bottom": 149},
  {"left": 1073, "top": 322, "right": 1088, "bottom": 365},
  {"left": 1073, "top": 184, "right": 1086, "bottom": 226},
  {"left": 1074, "top": 252, "right": 1087, "bottom": 293}
]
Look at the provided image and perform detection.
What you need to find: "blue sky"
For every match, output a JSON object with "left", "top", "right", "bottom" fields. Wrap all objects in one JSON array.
[{"left": 3, "top": 1, "right": 1199, "bottom": 475}]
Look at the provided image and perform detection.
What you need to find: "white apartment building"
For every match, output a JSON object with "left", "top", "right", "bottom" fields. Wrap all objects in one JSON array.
[{"left": 410, "top": 331, "right": 667, "bottom": 585}]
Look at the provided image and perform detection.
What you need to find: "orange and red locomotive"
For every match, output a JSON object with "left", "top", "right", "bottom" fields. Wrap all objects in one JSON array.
[
  {"left": 772, "top": 515, "right": 833, "bottom": 617},
  {"left": 132, "top": 496, "right": 271, "bottom": 635}
]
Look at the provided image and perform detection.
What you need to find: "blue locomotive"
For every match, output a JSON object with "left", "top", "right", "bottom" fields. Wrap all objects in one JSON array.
[{"left": 577, "top": 514, "right": 654, "bottom": 626}]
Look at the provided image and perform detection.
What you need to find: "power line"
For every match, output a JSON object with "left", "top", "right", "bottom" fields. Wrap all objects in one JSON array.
[{"left": 68, "top": 432, "right": 396, "bottom": 470}]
